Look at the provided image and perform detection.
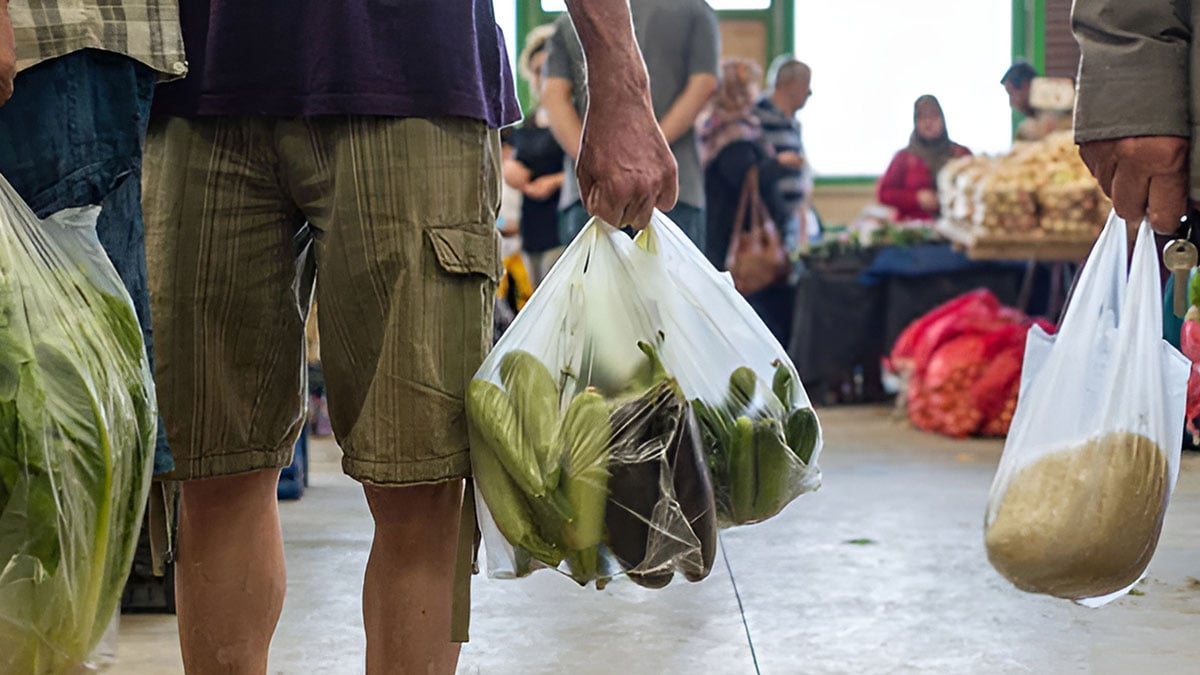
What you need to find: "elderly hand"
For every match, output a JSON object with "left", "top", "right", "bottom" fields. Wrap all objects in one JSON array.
[
  {"left": 0, "top": 3, "right": 15, "bottom": 106},
  {"left": 565, "top": 0, "right": 679, "bottom": 229},
  {"left": 577, "top": 97, "right": 678, "bottom": 230},
  {"left": 1079, "top": 136, "right": 1189, "bottom": 235}
]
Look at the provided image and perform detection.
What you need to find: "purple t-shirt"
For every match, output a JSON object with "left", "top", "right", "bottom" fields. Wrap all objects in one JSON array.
[{"left": 153, "top": 1, "right": 521, "bottom": 128}]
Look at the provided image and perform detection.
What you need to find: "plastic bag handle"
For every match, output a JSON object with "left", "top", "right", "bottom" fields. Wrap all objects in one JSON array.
[
  {"left": 1101, "top": 219, "right": 1169, "bottom": 418},
  {"left": 1056, "top": 210, "right": 1129, "bottom": 336}
]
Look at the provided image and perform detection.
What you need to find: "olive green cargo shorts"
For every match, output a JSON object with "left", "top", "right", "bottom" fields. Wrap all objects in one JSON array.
[{"left": 142, "top": 116, "right": 501, "bottom": 485}]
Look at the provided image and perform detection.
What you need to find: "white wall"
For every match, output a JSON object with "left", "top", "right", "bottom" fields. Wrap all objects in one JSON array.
[{"left": 794, "top": 1, "right": 1014, "bottom": 176}]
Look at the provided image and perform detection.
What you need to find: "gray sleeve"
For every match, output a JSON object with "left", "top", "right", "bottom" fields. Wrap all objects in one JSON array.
[
  {"left": 686, "top": 4, "right": 720, "bottom": 77},
  {"left": 544, "top": 15, "right": 576, "bottom": 81},
  {"left": 1072, "top": 0, "right": 1191, "bottom": 142}
]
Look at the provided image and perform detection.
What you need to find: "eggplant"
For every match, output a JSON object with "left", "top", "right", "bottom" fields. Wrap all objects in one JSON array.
[
  {"left": 605, "top": 381, "right": 718, "bottom": 588},
  {"left": 605, "top": 387, "right": 671, "bottom": 585},
  {"left": 670, "top": 403, "right": 718, "bottom": 582}
]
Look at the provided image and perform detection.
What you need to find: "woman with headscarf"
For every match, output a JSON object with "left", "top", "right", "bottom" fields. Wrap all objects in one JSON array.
[
  {"left": 698, "top": 58, "right": 791, "bottom": 270},
  {"left": 877, "top": 95, "right": 972, "bottom": 221},
  {"left": 698, "top": 57, "right": 794, "bottom": 342}
]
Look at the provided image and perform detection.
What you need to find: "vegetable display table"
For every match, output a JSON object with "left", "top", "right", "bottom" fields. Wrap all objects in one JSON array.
[
  {"left": 935, "top": 217, "right": 1095, "bottom": 263},
  {"left": 788, "top": 243, "right": 1026, "bottom": 404}
]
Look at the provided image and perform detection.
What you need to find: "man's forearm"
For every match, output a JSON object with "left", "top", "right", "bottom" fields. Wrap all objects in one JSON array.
[
  {"left": 564, "top": 0, "right": 652, "bottom": 104},
  {"left": 542, "top": 78, "right": 583, "bottom": 160},
  {"left": 562, "top": 0, "right": 679, "bottom": 226},
  {"left": 659, "top": 74, "right": 717, "bottom": 144}
]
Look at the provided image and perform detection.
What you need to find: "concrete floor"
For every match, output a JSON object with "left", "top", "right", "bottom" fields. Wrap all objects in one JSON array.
[{"left": 115, "top": 406, "right": 1200, "bottom": 674}]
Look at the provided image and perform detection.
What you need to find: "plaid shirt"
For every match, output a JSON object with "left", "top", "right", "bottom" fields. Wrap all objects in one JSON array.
[{"left": 9, "top": 1, "right": 186, "bottom": 78}]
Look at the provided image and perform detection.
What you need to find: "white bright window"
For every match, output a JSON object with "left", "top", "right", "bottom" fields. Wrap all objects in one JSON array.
[
  {"left": 795, "top": 1, "right": 1013, "bottom": 177},
  {"left": 494, "top": 2, "right": 518, "bottom": 77},
  {"left": 541, "top": 0, "right": 770, "bottom": 11}
]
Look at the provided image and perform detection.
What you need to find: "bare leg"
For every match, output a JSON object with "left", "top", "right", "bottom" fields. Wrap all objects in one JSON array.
[
  {"left": 363, "top": 480, "right": 463, "bottom": 675},
  {"left": 175, "top": 469, "right": 287, "bottom": 674}
]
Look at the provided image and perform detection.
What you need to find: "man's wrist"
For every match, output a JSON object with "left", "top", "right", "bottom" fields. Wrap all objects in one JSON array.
[{"left": 586, "top": 55, "right": 650, "bottom": 102}]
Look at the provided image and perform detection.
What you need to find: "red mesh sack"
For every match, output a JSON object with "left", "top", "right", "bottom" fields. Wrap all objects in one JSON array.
[{"left": 890, "top": 289, "right": 999, "bottom": 374}]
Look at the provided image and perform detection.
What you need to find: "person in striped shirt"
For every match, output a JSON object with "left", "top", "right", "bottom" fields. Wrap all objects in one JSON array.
[{"left": 754, "top": 56, "right": 816, "bottom": 250}]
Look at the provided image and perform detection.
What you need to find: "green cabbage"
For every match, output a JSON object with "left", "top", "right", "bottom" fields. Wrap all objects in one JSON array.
[{"left": 0, "top": 196, "right": 156, "bottom": 674}]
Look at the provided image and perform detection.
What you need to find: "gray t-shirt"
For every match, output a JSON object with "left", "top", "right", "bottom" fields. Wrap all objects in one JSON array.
[{"left": 545, "top": 0, "right": 720, "bottom": 211}]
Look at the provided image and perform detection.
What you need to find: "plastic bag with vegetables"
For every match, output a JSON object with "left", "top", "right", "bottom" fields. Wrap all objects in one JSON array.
[
  {"left": 0, "top": 175, "right": 157, "bottom": 672},
  {"left": 466, "top": 212, "right": 822, "bottom": 589},
  {"left": 984, "top": 213, "right": 1188, "bottom": 606},
  {"left": 639, "top": 217, "right": 822, "bottom": 527}
]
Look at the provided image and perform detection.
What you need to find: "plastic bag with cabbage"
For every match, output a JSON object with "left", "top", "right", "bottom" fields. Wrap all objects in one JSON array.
[{"left": 0, "top": 174, "right": 157, "bottom": 673}]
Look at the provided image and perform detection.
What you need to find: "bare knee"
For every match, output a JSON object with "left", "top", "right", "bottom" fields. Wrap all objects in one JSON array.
[
  {"left": 363, "top": 480, "right": 463, "bottom": 531},
  {"left": 181, "top": 469, "right": 281, "bottom": 520}
]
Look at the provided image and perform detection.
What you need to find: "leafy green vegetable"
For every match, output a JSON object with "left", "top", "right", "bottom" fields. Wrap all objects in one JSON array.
[
  {"left": 797, "top": 222, "right": 940, "bottom": 262},
  {"left": 0, "top": 202, "right": 156, "bottom": 674}
]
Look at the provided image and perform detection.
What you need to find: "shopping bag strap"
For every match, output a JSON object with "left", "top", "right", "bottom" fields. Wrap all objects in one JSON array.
[{"left": 733, "top": 166, "right": 764, "bottom": 235}]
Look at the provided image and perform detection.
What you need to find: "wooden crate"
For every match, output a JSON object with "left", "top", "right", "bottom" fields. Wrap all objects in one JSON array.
[{"left": 935, "top": 218, "right": 1097, "bottom": 262}]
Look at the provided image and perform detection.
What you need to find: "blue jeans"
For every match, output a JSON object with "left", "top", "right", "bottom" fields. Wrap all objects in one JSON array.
[
  {"left": 0, "top": 49, "right": 172, "bottom": 474},
  {"left": 558, "top": 200, "right": 707, "bottom": 248}
]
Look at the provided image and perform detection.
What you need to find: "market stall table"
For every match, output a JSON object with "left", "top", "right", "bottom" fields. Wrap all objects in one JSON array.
[
  {"left": 935, "top": 217, "right": 1095, "bottom": 263},
  {"left": 935, "top": 217, "right": 1090, "bottom": 319},
  {"left": 788, "top": 241, "right": 1026, "bottom": 405}
]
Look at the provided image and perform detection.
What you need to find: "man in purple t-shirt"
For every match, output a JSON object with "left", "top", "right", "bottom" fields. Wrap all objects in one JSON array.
[{"left": 142, "top": 1, "right": 676, "bottom": 673}]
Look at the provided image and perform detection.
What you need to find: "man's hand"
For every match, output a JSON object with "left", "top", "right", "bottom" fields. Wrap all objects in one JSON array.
[
  {"left": 917, "top": 189, "right": 939, "bottom": 213},
  {"left": 1, "top": 1, "right": 16, "bottom": 106},
  {"left": 566, "top": 0, "right": 679, "bottom": 229},
  {"left": 1079, "top": 136, "right": 1189, "bottom": 235},
  {"left": 523, "top": 173, "right": 563, "bottom": 201},
  {"left": 577, "top": 98, "right": 678, "bottom": 229}
]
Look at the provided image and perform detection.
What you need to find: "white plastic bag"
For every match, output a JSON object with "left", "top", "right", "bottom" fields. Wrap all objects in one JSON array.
[
  {"left": 0, "top": 175, "right": 157, "bottom": 672},
  {"left": 77, "top": 610, "right": 120, "bottom": 673},
  {"left": 984, "top": 213, "right": 1188, "bottom": 605},
  {"left": 467, "top": 212, "right": 822, "bottom": 589}
]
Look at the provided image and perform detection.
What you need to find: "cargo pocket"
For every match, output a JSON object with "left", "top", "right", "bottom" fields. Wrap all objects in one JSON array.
[
  {"left": 425, "top": 223, "right": 501, "bottom": 383},
  {"left": 427, "top": 226, "right": 503, "bottom": 283},
  {"left": 394, "top": 225, "right": 500, "bottom": 476},
  {"left": 427, "top": 225, "right": 502, "bottom": 357}
]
